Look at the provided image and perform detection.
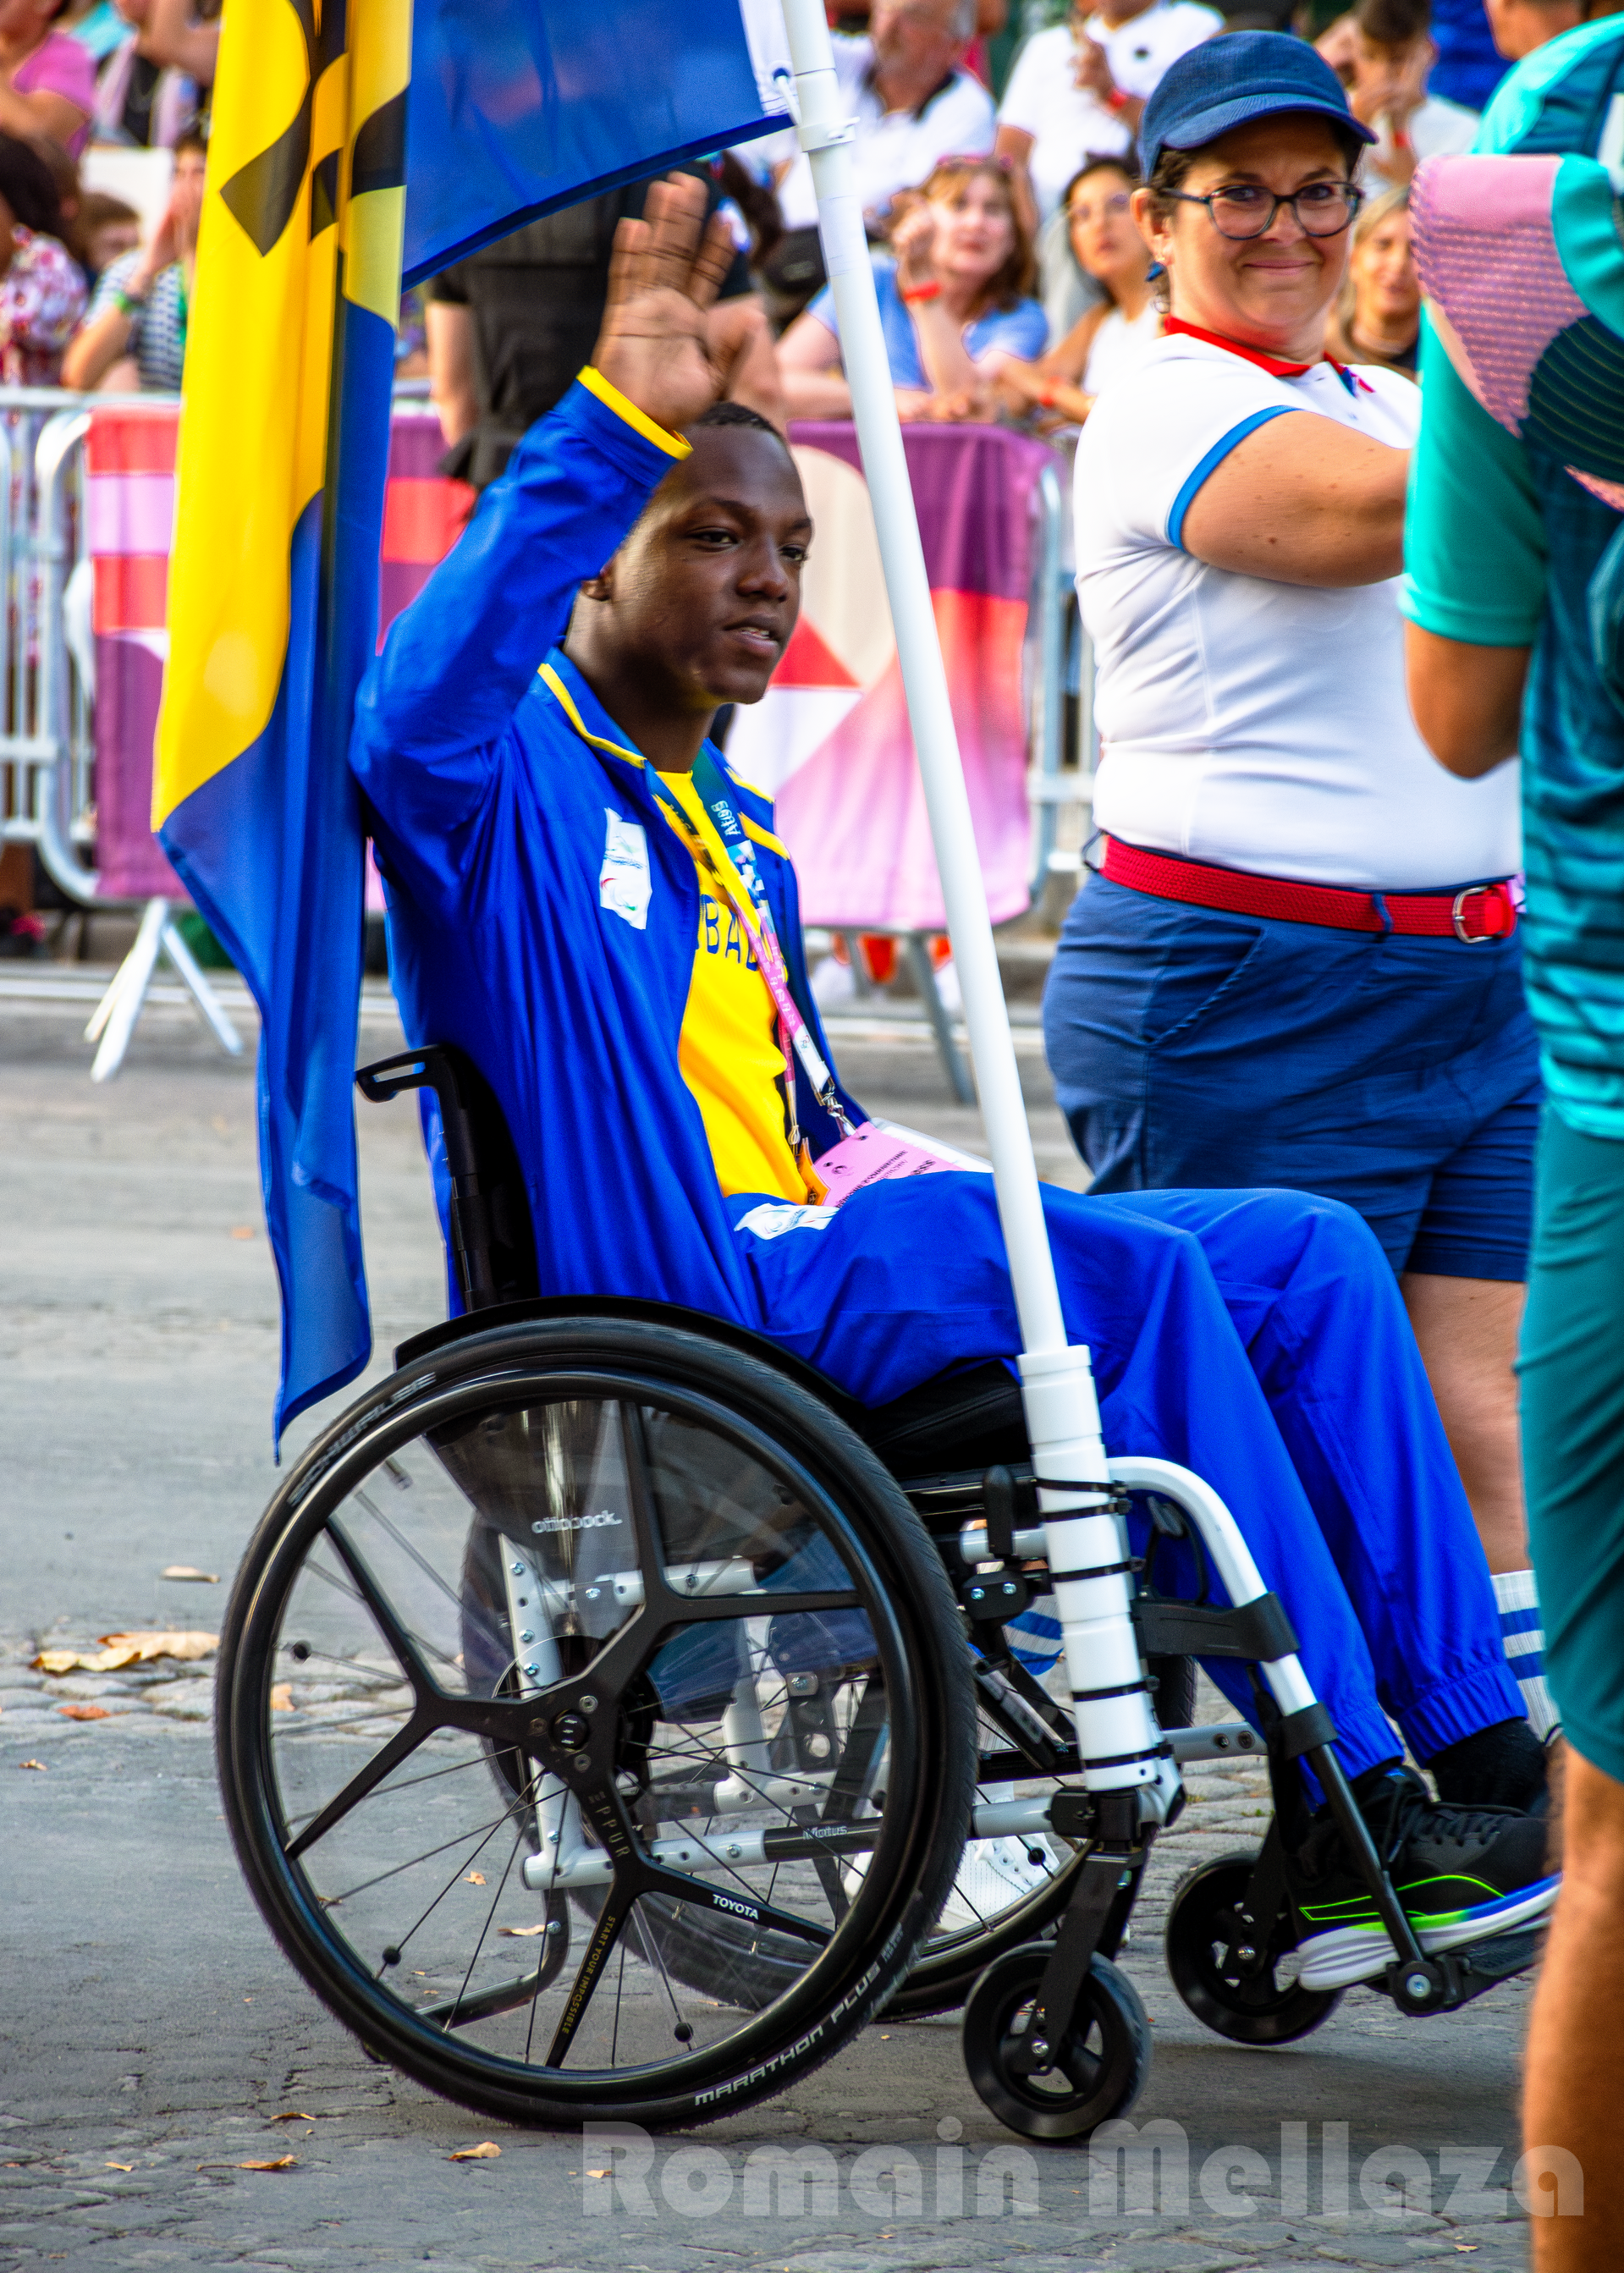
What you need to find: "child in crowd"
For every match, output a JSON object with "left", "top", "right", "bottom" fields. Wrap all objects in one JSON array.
[
  {"left": 75, "top": 189, "right": 139, "bottom": 286},
  {"left": 62, "top": 115, "right": 201, "bottom": 389}
]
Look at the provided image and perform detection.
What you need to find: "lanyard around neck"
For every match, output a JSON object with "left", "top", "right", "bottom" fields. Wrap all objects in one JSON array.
[
  {"left": 538, "top": 663, "right": 853, "bottom": 1148},
  {"left": 649, "top": 750, "right": 854, "bottom": 1144}
]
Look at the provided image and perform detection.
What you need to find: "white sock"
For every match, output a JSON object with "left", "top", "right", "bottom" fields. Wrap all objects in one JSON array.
[
  {"left": 1493, "top": 1566, "right": 1560, "bottom": 1740},
  {"left": 1005, "top": 1593, "right": 1063, "bottom": 1677}
]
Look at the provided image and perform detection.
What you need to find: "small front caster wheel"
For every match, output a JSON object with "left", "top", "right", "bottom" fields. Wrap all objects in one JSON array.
[
  {"left": 961, "top": 1943, "right": 1149, "bottom": 2142},
  {"left": 1164, "top": 1850, "right": 1342, "bottom": 2045}
]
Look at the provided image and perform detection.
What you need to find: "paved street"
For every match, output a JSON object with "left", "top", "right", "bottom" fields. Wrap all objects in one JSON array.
[{"left": 1, "top": 982, "right": 1542, "bottom": 2272}]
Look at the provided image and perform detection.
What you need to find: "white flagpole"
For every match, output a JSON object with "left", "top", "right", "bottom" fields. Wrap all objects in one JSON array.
[{"left": 777, "top": 0, "right": 1170, "bottom": 1802}]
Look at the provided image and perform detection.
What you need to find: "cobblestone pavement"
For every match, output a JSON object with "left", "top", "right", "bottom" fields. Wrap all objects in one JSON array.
[{"left": 0, "top": 1002, "right": 1541, "bottom": 2270}]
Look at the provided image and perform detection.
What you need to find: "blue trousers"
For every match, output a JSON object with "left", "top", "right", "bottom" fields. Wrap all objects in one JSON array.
[
  {"left": 731, "top": 1175, "right": 1522, "bottom": 1780},
  {"left": 1043, "top": 877, "right": 1540, "bottom": 1280}
]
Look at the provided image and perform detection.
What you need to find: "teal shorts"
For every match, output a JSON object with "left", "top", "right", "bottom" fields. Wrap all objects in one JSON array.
[{"left": 1520, "top": 1110, "right": 1624, "bottom": 1785}]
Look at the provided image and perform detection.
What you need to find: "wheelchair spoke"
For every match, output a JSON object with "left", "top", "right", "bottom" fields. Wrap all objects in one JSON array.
[
  {"left": 429, "top": 1821, "right": 528, "bottom": 2025},
  {"left": 321, "top": 1517, "right": 449, "bottom": 1699},
  {"left": 545, "top": 1887, "right": 635, "bottom": 2067},
  {"left": 317, "top": 1809, "right": 514, "bottom": 1905},
  {"left": 284, "top": 1714, "right": 437, "bottom": 1863}
]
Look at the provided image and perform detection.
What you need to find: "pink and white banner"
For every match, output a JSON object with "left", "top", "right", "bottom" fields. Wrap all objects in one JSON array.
[
  {"left": 86, "top": 405, "right": 471, "bottom": 900},
  {"left": 728, "top": 421, "right": 1053, "bottom": 932}
]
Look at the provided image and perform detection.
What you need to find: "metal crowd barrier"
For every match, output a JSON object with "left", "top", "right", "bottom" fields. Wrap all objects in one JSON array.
[{"left": 0, "top": 386, "right": 128, "bottom": 908}]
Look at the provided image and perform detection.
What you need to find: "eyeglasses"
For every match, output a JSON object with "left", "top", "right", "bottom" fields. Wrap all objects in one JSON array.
[
  {"left": 1164, "top": 181, "right": 1363, "bottom": 240},
  {"left": 1069, "top": 192, "right": 1133, "bottom": 222}
]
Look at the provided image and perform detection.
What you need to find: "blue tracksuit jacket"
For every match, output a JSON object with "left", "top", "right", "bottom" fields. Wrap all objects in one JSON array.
[{"left": 350, "top": 377, "right": 1521, "bottom": 1780}]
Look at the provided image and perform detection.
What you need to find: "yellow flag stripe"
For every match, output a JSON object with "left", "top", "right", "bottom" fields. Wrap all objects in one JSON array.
[{"left": 155, "top": 0, "right": 411, "bottom": 829}]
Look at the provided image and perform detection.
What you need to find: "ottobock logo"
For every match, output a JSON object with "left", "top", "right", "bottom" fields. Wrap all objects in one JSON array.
[{"left": 531, "top": 1509, "right": 624, "bottom": 1536}]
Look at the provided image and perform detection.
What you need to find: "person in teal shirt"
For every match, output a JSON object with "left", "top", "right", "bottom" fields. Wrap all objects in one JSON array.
[
  {"left": 1474, "top": 6, "right": 1624, "bottom": 161},
  {"left": 1404, "top": 146, "right": 1624, "bottom": 2262}
]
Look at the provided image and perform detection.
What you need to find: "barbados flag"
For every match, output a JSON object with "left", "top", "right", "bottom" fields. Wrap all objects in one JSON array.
[{"left": 153, "top": 0, "right": 794, "bottom": 1439}]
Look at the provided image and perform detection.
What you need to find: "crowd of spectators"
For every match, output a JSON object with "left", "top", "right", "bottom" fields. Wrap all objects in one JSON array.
[
  {"left": 0, "top": 0, "right": 213, "bottom": 393},
  {"left": 745, "top": 0, "right": 1509, "bottom": 420}
]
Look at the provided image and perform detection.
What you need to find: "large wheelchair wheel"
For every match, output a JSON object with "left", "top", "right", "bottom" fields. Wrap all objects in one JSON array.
[{"left": 217, "top": 1318, "right": 975, "bottom": 2129}]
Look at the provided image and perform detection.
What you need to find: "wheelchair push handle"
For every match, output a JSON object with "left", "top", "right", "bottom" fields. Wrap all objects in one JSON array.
[{"left": 355, "top": 1043, "right": 538, "bottom": 1315}]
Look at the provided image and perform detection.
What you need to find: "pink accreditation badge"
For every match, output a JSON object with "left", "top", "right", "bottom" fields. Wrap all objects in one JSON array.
[{"left": 812, "top": 1118, "right": 994, "bottom": 1205}]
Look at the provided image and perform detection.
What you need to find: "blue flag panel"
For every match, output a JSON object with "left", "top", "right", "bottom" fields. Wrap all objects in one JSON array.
[{"left": 403, "top": 0, "right": 790, "bottom": 284}]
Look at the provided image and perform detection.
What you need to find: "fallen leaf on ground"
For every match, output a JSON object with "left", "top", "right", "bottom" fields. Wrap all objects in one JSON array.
[
  {"left": 498, "top": 1922, "right": 549, "bottom": 1937},
  {"left": 269, "top": 1684, "right": 293, "bottom": 1711},
  {"left": 270, "top": 2111, "right": 313, "bottom": 2122},
  {"left": 464, "top": 1871, "right": 487, "bottom": 1886},
  {"left": 236, "top": 2156, "right": 297, "bottom": 2171},
  {"left": 97, "top": 1631, "right": 218, "bottom": 1663},
  {"left": 33, "top": 1646, "right": 137, "bottom": 1674},
  {"left": 449, "top": 2142, "right": 500, "bottom": 2161},
  {"left": 586, "top": 2167, "right": 611, "bottom": 2178},
  {"left": 160, "top": 1566, "right": 218, "bottom": 1583},
  {"left": 58, "top": 1705, "right": 109, "bottom": 1722},
  {"left": 229, "top": 1225, "right": 256, "bottom": 1240},
  {"left": 18, "top": 1759, "right": 46, "bottom": 1770},
  {"left": 104, "top": 2163, "right": 134, "bottom": 2172}
]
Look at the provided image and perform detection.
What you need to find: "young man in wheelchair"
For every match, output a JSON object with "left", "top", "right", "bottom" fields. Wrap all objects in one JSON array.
[{"left": 350, "top": 177, "right": 1555, "bottom": 1988}]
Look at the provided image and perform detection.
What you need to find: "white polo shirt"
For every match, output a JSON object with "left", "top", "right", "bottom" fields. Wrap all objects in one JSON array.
[
  {"left": 775, "top": 34, "right": 996, "bottom": 232},
  {"left": 997, "top": 6, "right": 1222, "bottom": 221},
  {"left": 1073, "top": 330, "right": 1521, "bottom": 891}
]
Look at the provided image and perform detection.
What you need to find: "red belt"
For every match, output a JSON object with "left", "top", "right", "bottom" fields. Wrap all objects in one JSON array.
[{"left": 1100, "top": 838, "right": 1517, "bottom": 943}]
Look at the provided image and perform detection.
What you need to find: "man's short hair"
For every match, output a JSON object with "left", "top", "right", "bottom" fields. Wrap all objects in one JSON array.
[{"left": 687, "top": 401, "right": 792, "bottom": 451}]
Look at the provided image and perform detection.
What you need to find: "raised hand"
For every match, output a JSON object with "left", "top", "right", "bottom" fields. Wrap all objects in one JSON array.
[
  {"left": 891, "top": 198, "right": 939, "bottom": 290},
  {"left": 1071, "top": 35, "right": 1115, "bottom": 102},
  {"left": 591, "top": 174, "right": 740, "bottom": 438}
]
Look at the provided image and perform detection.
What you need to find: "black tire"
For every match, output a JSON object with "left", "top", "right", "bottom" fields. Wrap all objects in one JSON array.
[
  {"left": 217, "top": 1317, "right": 975, "bottom": 2129},
  {"left": 1164, "top": 1849, "right": 1342, "bottom": 2045},
  {"left": 961, "top": 1943, "right": 1150, "bottom": 2143}
]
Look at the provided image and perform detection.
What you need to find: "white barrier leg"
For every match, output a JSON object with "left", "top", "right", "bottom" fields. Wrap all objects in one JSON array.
[
  {"left": 160, "top": 913, "right": 244, "bottom": 1058},
  {"left": 84, "top": 894, "right": 244, "bottom": 1079},
  {"left": 86, "top": 894, "right": 167, "bottom": 1081}
]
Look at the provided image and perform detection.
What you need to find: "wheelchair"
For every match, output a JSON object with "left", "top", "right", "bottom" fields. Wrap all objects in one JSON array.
[{"left": 214, "top": 1044, "right": 1544, "bottom": 2141}]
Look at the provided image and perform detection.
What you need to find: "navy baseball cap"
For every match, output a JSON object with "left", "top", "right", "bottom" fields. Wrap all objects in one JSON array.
[{"left": 1139, "top": 31, "right": 1376, "bottom": 182}]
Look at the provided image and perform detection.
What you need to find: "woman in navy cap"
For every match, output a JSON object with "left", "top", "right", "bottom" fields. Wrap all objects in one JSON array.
[{"left": 1043, "top": 32, "right": 1550, "bottom": 1742}]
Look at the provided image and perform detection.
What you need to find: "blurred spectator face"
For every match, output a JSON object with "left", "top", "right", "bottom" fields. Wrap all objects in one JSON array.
[
  {"left": 172, "top": 138, "right": 206, "bottom": 242},
  {"left": 871, "top": 0, "right": 970, "bottom": 91},
  {"left": 1351, "top": 26, "right": 1433, "bottom": 106},
  {"left": 1068, "top": 162, "right": 1143, "bottom": 284},
  {"left": 1350, "top": 197, "right": 1417, "bottom": 329},
  {"left": 113, "top": 0, "right": 151, "bottom": 25},
  {"left": 924, "top": 167, "right": 1016, "bottom": 286},
  {"left": 85, "top": 210, "right": 139, "bottom": 269}
]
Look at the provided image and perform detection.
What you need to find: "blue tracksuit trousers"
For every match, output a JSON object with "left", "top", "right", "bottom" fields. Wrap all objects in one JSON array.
[{"left": 731, "top": 1175, "right": 1523, "bottom": 1780}]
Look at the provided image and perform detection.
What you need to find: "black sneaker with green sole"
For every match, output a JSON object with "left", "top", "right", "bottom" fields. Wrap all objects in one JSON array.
[{"left": 1294, "top": 1768, "right": 1559, "bottom": 1991}]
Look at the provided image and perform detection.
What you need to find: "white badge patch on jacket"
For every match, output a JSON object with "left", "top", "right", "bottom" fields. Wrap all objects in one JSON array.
[
  {"left": 600, "top": 809, "right": 652, "bottom": 930},
  {"left": 736, "top": 1203, "right": 837, "bottom": 1240}
]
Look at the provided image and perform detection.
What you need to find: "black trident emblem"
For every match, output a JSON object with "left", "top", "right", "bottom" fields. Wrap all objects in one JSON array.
[{"left": 218, "top": 0, "right": 405, "bottom": 258}]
